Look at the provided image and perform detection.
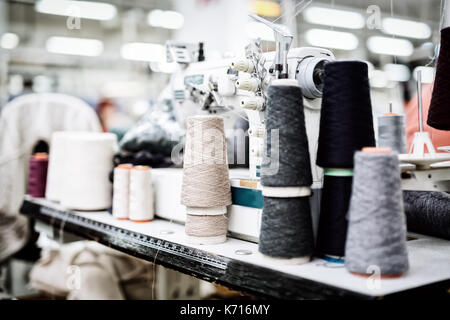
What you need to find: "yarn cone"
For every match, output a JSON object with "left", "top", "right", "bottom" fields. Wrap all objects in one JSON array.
[{"left": 428, "top": 27, "right": 450, "bottom": 130}]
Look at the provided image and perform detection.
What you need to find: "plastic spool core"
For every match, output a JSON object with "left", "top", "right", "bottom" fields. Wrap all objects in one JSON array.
[
  {"left": 34, "top": 153, "right": 49, "bottom": 161},
  {"left": 262, "top": 186, "right": 311, "bottom": 198},
  {"left": 133, "top": 165, "right": 151, "bottom": 171},
  {"left": 118, "top": 163, "right": 133, "bottom": 169},
  {"left": 186, "top": 206, "right": 227, "bottom": 215}
]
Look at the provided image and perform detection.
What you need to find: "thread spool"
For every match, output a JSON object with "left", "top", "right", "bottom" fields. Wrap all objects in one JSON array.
[
  {"left": 185, "top": 214, "right": 228, "bottom": 244},
  {"left": 377, "top": 111, "right": 407, "bottom": 154},
  {"left": 28, "top": 153, "right": 49, "bottom": 198},
  {"left": 403, "top": 190, "right": 450, "bottom": 240},
  {"left": 59, "top": 132, "right": 117, "bottom": 210},
  {"left": 181, "top": 115, "right": 232, "bottom": 244},
  {"left": 235, "top": 78, "right": 259, "bottom": 92},
  {"left": 231, "top": 58, "right": 255, "bottom": 73},
  {"left": 112, "top": 164, "right": 133, "bottom": 220},
  {"left": 129, "top": 165, "right": 154, "bottom": 222},
  {"left": 316, "top": 61, "right": 375, "bottom": 260},
  {"left": 316, "top": 61, "right": 375, "bottom": 169},
  {"left": 428, "top": 27, "right": 450, "bottom": 130},
  {"left": 258, "top": 79, "right": 314, "bottom": 264},
  {"left": 46, "top": 132, "right": 72, "bottom": 201},
  {"left": 345, "top": 147, "right": 409, "bottom": 278}
]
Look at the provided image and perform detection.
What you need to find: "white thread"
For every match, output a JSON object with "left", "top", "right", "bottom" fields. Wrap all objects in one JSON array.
[
  {"left": 58, "top": 132, "right": 117, "bottom": 210},
  {"left": 129, "top": 166, "right": 154, "bottom": 222},
  {"left": 112, "top": 164, "right": 132, "bottom": 220}
]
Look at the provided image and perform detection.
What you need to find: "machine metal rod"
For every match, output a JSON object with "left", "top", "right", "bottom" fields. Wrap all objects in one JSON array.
[{"left": 416, "top": 70, "right": 424, "bottom": 133}]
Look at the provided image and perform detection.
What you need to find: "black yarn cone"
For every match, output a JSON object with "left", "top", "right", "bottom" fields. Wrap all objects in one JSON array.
[
  {"left": 316, "top": 61, "right": 375, "bottom": 168},
  {"left": 428, "top": 27, "right": 450, "bottom": 130},
  {"left": 316, "top": 175, "right": 353, "bottom": 257}
]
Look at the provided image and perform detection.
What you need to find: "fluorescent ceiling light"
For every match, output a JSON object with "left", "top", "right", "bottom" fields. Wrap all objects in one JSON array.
[
  {"left": 304, "top": 6, "right": 365, "bottom": 29},
  {"left": 36, "top": 0, "right": 117, "bottom": 21},
  {"left": 121, "top": 42, "right": 166, "bottom": 62},
  {"left": 382, "top": 18, "right": 431, "bottom": 39},
  {"left": 251, "top": 0, "right": 282, "bottom": 18},
  {"left": 367, "top": 36, "right": 413, "bottom": 57},
  {"left": 413, "top": 66, "right": 435, "bottom": 83},
  {"left": 147, "top": 10, "right": 184, "bottom": 29},
  {"left": 1, "top": 32, "right": 19, "bottom": 49},
  {"left": 46, "top": 36, "right": 103, "bottom": 56},
  {"left": 305, "top": 29, "right": 358, "bottom": 50},
  {"left": 383, "top": 63, "right": 411, "bottom": 82}
]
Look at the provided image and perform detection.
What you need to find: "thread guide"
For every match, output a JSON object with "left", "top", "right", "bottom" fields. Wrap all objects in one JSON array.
[{"left": 21, "top": 195, "right": 450, "bottom": 300}]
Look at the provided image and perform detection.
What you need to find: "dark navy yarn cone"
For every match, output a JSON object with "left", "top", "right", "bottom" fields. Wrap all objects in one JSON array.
[
  {"left": 316, "top": 61, "right": 375, "bottom": 169},
  {"left": 315, "top": 61, "right": 375, "bottom": 259},
  {"left": 428, "top": 27, "right": 450, "bottom": 130}
]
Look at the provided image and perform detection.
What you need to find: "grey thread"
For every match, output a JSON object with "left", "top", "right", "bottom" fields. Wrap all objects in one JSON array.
[
  {"left": 377, "top": 115, "right": 407, "bottom": 153},
  {"left": 345, "top": 151, "right": 409, "bottom": 276}
]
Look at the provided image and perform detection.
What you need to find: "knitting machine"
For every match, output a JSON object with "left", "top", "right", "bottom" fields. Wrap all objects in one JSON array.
[{"left": 167, "top": 14, "right": 334, "bottom": 183}]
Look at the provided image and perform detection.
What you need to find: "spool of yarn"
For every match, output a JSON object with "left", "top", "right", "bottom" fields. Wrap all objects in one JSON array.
[
  {"left": 428, "top": 27, "right": 450, "bottom": 130},
  {"left": 59, "top": 132, "right": 117, "bottom": 210},
  {"left": 185, "top": 214, "right": 228, "bottom": 244},
  {"left": 129, "top": 165, "right": 154, "bottom": 222},
  {"left": 28, "top": 153, "right": 49, "bottom": 198},
  {"left": 377, "top": 113, "right": 407, "bottom": 154},
  {"left": 181, "top": 115, "right": 231, "bottom": 244},
  {"left": 315, "top": 174, "right": 353, "bottom": 259},
  {"left": 46, "top": 132, "right": 73, "bottom": 201},
  {"left": 112, "top": 164, "right": 133, "bottom": 220},
  {"left": 345, "top": 147, "right": 409, "bottom": 278},
  {"left": 258, "top": 79, "right": 314, "bottom": 263},
  {"left": 261, "top": 80, "right": 312, "bottom": 187},
  {"left": 316, "top": 61, "right": 375, "bottom": 169},
  {"left": 403, "top": 190, "right": 450, "bottom": 240},
  {"left": 316, "top": 61, "right": 375, "bottom": 259}
]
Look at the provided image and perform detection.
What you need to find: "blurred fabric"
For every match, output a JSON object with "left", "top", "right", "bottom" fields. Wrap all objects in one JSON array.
[
  {"left": 30, "top": 241, "right": 154, "bottom": 300},
  {"left": 0, "top": 93, "right": 101, "bottom": 262}
]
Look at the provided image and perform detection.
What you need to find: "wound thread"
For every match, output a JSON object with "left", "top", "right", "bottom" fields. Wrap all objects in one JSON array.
[
  {"left": 378, "top": 114, "right": 407, "bottom": 153},
  {"left": 428, "top": 27, "right": 450, "bottom": 130},
  {"left": 112, "top": 164, "right": 132, "bottom": 220},
  {"left": 182, "top": 115, "right": 231, "bottom": 244},
  {"left": 28, "top": 153, "right": 49, "bottom": 198},
  {"left": 129, "top": 165, "right": 154, "bottom": 222},
  {"left": 316, "top": 61, "right": 376, "bottom": 259},
  {"left": 181, "top": 116, "right": 232, "bottom": 208},
  {"left": 258, "top": 80, "right": 314, "bottom": 262},
  {"left": 345, "top": 149, "right": 409, "bottom": 277},
  {"left": 403, "top": 190, "right": 450, "bottom": 240}
]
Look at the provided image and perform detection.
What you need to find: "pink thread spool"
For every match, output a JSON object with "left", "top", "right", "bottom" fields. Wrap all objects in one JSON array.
[{"left": 28, "top": 153, "right": 49, "bottom": 198}]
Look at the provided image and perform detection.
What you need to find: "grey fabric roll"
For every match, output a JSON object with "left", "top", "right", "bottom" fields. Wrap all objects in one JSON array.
[
  {"left": 345, "top": 151, "right": 409, "bottom": 276},
  {"left": 259, "top": 196, "right": 314, "bottom": 259},
  {"left": 403, "top": 190, "right": 450, "bottom": 240},
  {"left": 377, "top": 115, "right": 406, "bottom": 154}
]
